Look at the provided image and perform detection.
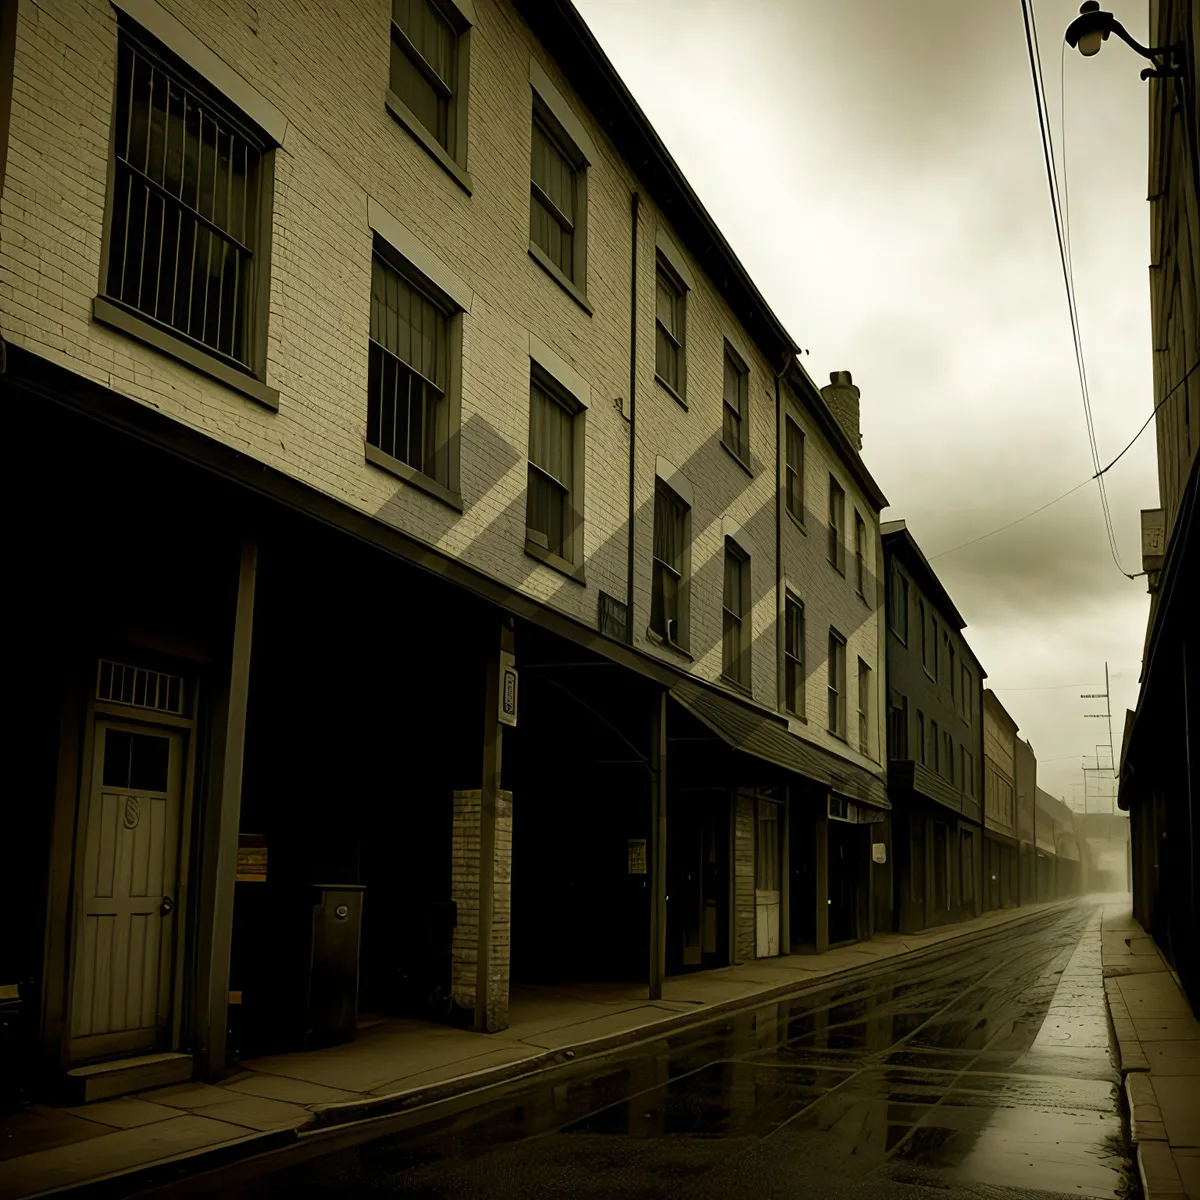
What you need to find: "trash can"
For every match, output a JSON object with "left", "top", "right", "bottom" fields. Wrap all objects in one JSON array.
[{"left": 305, "top": 884, "right": 365, "bottom": 1046}]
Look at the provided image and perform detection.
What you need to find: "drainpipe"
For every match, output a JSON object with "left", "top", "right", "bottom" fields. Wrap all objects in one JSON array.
[
  {"left": 774, "top": 354, "right": 790, "bottom": 710},
  {"left": 625, "top": 191, "right": 640, "bottom": 642}
]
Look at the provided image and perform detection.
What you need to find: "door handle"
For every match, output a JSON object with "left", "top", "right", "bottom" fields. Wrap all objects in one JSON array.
[{"left": 160, "top": 896, "right": 174, "bottom": 915}]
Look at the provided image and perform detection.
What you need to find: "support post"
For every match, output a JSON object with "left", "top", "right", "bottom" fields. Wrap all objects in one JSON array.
[
  {"left": 475, "top": 619, "right": 514, "bottom": 1032},
  {"left": 779, "top": 789, "right": 791, "bottom": 955},
  {"left": 195, "top": 533, "right": 257, "bottom": 1078},
  {"left": 649, "top": 690, "right": 667, "bottom": 1000},
  {"left": 814, "top": 804, "right": 829, "bottom": 954}
]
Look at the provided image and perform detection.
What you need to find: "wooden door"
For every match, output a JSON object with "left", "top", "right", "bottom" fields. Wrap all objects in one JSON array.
[
  {"left": 755, "top": 799, "right": 781, "bottom": 957},
  {"left": 69, "top": 720, "right": 183, "bottom": 1062}
]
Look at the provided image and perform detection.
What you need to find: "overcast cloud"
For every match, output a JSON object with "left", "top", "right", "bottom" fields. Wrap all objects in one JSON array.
[{"left": 575, "top": 0, "right": 1156, "bottom": 809}]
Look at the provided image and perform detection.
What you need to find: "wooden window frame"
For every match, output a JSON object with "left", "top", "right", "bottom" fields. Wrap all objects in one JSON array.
[
  {"left": 827, "top": 627, "right": 847, "bottom": 739},
  {"left": 385, "top": 0, "right": 473, "bottom": 193},
  {"left": 857, "top": 657, "right": 871, "bottom": 756},
  {"left": 650, "top": 478, "right": 690, "bottom": 651},
  {"left": 890, "top": 565, "right": 909, "bottom": 644},
  {"left": 654, "top": 253, "right": 687, "bottom": 404},
  {"left": 785, "top": 416, "right": 805, "bottom": 526},
  {"left": 854, "top": 510, "right": 868, "bottom": 601},
  {"left": 887, "top": 690, "right": 907, "bottom": 760},
  {"left": 783, "top": 592, "right": 805, "bottom": 718},
  {"left": 528, "top": 94, "right": 589, "bottom": 311},
  {"left": 721, "top": 340, "right": 750, "bottom": 468},
  {"left": 722, "top": 539, "right": 752, "bottom": 691},
  {"left": 828, "top": 477, "right": 846, "bottom": 575}
]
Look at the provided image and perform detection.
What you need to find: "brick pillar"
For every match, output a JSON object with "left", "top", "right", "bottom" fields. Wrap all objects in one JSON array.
[{"left": 451, "top": 788, "right": 512, "bottom": 1032}]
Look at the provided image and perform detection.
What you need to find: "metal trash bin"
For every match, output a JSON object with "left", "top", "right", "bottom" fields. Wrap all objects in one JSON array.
[{"left": 305, "top": 884, "right": 365, "bottom": 1046}]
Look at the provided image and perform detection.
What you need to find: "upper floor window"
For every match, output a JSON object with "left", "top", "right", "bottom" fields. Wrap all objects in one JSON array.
[
  {"left": 889, "top": 565, "right": 909, "bottom": 643},
  {"left": 655, "top": 256, "right": 686, "bottom": 400},
  {"left": 651, "top": 480, "right": 689, "bottom": 649},
  {"left": 99, "top": 21, "right": 274, "bottom": 403},
  {"left": 916, "top": 710, "right": 926, "bottom": 764},
  {"left": 785, "top": 418, "right": 805, "bottom": 524},
  {"left": 722, "top": 342, "right": 750, "bottom": 464},
  {"left": 854, "top": 511, "right": 868, "bottom": 599},
  {"left": 943, "top": 731, "right": 954, "bottom": 783},
  {"left": 828, "top": 478, "right": 846, "bottom": 574},
  {"left": 526, "top": 366, "right": 585, "bottom": 573},
  {"left": 930, "top": 718, "right": 940, "bottom": 772},
  {"left": 961, "top": 665, "right": 973, "bottom": 724},
  {"left": 920, "top": 598, "right": 931, "bottom": 672},
  {"left": 784, "top": 594, "right": 805, "bottom": 717},
  {"left": 948, "top": 643, "right": 957, "bottom": 700},
  {"left": 366, "top": 242, "right": 462, "bottom": 506},
  {"left": 857, "top": 658, "right": 871, "bottom": 756},
  {"left": 827, "top": 628, "right": 847, "bottom": 738},
  {"left": 887, "top": 690, "right": 908, "bottom": 760},
  {"left": 722, "top": 540, "right": 751, "bottom": 689},
  {"left": 961, "top": 745, "right": 975, "bottom": 796},
  {"left": 388, "top": 0, "right": 470, "bottom": 184},
  {"left": 530, "top": 100, "right": 586, "bottom": 293}
]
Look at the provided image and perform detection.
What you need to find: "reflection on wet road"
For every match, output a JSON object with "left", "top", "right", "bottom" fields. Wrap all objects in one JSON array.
[{"left": 151, "top": 904, "right": 1134, "bottom": 1199}]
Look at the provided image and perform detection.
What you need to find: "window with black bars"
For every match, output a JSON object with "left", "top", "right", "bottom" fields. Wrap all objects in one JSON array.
[
  {"left": 530, "top": 107, "right": 578, "bottom": 280},
  {"left": 527, "top": 371, "right": 576, "bottom": 560},
  {"left": 785, "top": 418, "right": 804, "bottom": 523},
  {"left": 722, "top": 541, "right": 749, "bottom": 687},
  {"left": 722, "top": 344, "right": 748, "bottom": 461},
  {"left": 784, "top": 594, "right": 805, "bottom": 717},
  {"left": 367, "top": 250, "right": 450, "bottom": 485},
  {"left": 857, "top": 658, "right": 871, "bottom": 755},
  {"left": 655, "top": 259, "right": 685, "bottom": 395},
  {"left": 390, "top": 0, "right": 458, "bottom": 154},
  {"left": 652, "top": 481, "right": 687, "bottom": 645},
  {"left": 106, "top": 27, "right": 264, "bottom": 369},
  {"left": 827, "top": 629, "right": 846, "bottom": 737},
  {"left": 828, "top": 477, "right": 846, "bottom": 573}
]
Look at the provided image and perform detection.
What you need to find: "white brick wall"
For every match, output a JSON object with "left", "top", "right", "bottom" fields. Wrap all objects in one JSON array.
[{"left": 1, "top": 0, "right": 886, "bottom": 783}]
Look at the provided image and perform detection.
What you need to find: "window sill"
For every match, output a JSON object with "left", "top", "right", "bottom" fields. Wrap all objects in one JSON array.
[
  {"left": 785, "top": 508, "right": 807, "bottom": 535},
  {"left": 93, "top": 296, "right": 279, "bottom": 411},
  {"left": 719, "top": 673, "right": 753, "bottom": 698},
  {"left": 365, "top": 442, "right": 463, "bottom": 512},
  {"left": 827, "top": 729, "right": 848, "bottom": 744},
  {"left": 524, "top": 538, "right": 585, "bottom": 584},
  {"left": 655, "top": 374, "right": 687, "bottom": 410},
  {"left": 785, "top": 708, "right": 807, "bottom": 724},
  {"left": 828, "top": 558, "right": 846, "bottom": 578},
  {"left": 528, "top": 243, "right": 593, "bottom": 315},
  {"left": 646, "top": 626, "right": 692, "bottom": 660},
  {"left": 923, "top": 667, "right": 937, "bottom": 683},
  {"left": 385, "top": 90, "right": 473, "bottom": 196},
  {"left": 719, "top": 438, "right": 753, "bottom": 478}
]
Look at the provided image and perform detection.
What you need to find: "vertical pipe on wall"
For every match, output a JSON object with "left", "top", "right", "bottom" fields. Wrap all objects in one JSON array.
[{"left": 625, "top": 191, "right": 640, "bottom": 640}]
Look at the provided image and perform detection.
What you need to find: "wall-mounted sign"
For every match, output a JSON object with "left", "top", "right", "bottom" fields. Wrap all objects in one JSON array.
[
  {"left": 236, "top": 834, "right": 267, "bottom": 883},
  {"left": 499, "top": 650, "right": 518, "bottom": 727},
  {"left": 627, "top": 838, "right": 647, "bottom": 875},
  {"left": 872, "top": 842, "right": 887, "bottom": 864}
]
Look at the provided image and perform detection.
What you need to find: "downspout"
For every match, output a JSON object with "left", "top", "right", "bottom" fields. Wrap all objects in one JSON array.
[
  {"left": 626, "top": 191, "right": 640, "bottom": 642},
  {"left": 774, "top": 354, "right": 790, "bottom": 709}
]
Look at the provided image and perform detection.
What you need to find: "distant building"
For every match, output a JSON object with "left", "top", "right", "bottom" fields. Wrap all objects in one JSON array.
[
  {"left": 982, "top": 691, "right": 1020, "bottom": 909},
  {"left": 1034, "top": 789, "right": 1083, "bottom": 900},
  {"left": 1014, "top": 737, "right": 1037, "bottom": 905}
]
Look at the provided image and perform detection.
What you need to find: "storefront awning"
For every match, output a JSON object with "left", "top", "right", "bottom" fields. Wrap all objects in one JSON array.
[{"left": 670, "top": 681, "right": 890, "bottom": 810}]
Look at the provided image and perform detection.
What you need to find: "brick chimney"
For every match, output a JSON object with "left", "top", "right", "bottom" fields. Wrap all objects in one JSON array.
[{"left": 820, "top": 370, "right": 862, "bottom": 451}]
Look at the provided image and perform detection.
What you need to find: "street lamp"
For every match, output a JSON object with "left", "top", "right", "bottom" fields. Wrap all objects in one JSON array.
[{"left": 1064, "top": 2, "right": 1186, "bottom": 80}]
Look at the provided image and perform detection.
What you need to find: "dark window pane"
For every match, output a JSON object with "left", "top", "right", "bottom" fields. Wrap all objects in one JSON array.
[
  {"left": 103, "top": 729, "right": 169, "bottom": 791},
  {"left": 103, "top": 730, "right": 133, "bottom": 789}
]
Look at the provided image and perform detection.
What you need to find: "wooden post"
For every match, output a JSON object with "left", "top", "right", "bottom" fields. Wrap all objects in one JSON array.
[
  {"left": 648, "top": 691, "right": 667, "bottom": 1000},
  {"left": 779, "top": 789, "right": 791, "bottom": 955},
  {"left": 475, "top": 619, "right": 514, "bottom": 1032},
  {"left": 814, "top": 804, "right": 829, "bottom": 954},
  {"left": 195, "top": 533, "right": 257, "bottom": 1077}
]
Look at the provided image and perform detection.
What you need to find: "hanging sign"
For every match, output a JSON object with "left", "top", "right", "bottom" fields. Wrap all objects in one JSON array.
[
  {"left": 872, "top": 842, "right": 887, "bottom": 864},
  {"left": 499, "top": 651, "right": 518, "bottom": 727}
]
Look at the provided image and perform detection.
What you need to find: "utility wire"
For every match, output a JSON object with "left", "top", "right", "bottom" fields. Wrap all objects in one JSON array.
[{"left": 1022, "top": 0, "right": 1133, "bottom": 578}]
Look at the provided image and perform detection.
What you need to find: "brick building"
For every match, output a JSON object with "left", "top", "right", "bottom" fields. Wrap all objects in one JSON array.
[
  {"left": 982, "top": 690, "right": 1020, "bottom": 910},
  {"left": 0, "top": 0, "right": 890, "bottom": 1102}
]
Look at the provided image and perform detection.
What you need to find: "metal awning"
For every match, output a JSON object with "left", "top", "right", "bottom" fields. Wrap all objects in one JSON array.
[{"left": 670, "top": 680, "right": 890, "bottom": 810}]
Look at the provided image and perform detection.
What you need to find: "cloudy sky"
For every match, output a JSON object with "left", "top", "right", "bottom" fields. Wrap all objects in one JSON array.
[{"left": 575, "top": 0, "right": 1156, "bottom": 810}]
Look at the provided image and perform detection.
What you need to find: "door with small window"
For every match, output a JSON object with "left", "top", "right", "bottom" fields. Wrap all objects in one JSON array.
[
  {"left": 755, "top": 798, "right": 782, "bottom": 957},
  {"left": 69, "top": 718, "right": 184, "bottom": 1062}
]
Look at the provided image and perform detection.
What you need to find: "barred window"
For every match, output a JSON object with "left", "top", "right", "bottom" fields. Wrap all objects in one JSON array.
[
  {"left": 367, "top": 250, "right": 451, "bottom": 488},
  {"left": 784, "top": 594, "right": 805, "bottom": 717},
  {"left": 722, "top": 343, "right": 749, "bottom": 462},
  {"left": 105, "top": 24, "right": 266, "bottom": 372},
  {"left": 526, "top": 370, "right": 581, "bottom": 563},
  {"left": 722, "top": 541, "right": 750, "bottom": 688},
  {"left": 652, "top": 481, "right": 688, "bottom": 646},
  {"left": 655, "top": 258, "right": 685, "bottom": 397},
  {"left": 390, "top": 0, "right": 459, "bottom": 155},
  {"left": 530, "top": 106, "right": 580, "bottom": 281}
]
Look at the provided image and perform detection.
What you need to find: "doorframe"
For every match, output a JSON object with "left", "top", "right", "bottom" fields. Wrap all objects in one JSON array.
[{"left": 46, "top": 652, "right": 200, "bottom": 1073}]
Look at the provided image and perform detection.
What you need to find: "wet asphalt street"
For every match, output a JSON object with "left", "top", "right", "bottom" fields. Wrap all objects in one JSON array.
[{"left": 147, "top": 903, "right": 1133, "bottom": 1200}]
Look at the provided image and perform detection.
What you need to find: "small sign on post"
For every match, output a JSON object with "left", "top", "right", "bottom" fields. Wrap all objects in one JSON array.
[
  {"left": 499, "top": 651, "right": 518, "bottom": 727},
  {"left": 872, "top": 842, "right": 887, "bottom": 865},
  {"left": 627, "top": 838, "right": 647, "bottom": 874}
]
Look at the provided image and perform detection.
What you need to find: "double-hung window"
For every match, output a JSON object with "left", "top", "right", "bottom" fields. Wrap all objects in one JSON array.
[
  {"left": 931, "top": 719, "right": 940, "bottom": 772},
  {"left": 857, "top": 658, "right": 871, "bottom": 755},
  {"left": 785, "top": 418, "right": 805, "bottom": 524},
  {"left": 722, "top": 540, "right": 751, "bottom": 689},
  {"left": 962, "top": 666, "right": 973, "bottom": 723},
  {"left": 887, "top": 691, "right": 908, "bottom": 760},
  {"left": 944, "top": 731, "right": 954, "bottom": 783},
  {"left": 916, "top": 710, "right": 926, "bottom": 764},
  {"left": 828, "top": 477, "right": 846, "bottom": 573},
  {"left": 388, "top": 0, "right": 470, "bottom": 183},
  {"left": 98, "top": 18, "right": 275, "bottom": 406},
  {"left": 651, "top": 481, "right": 689, "bottom": 648},
  {"left": 784, "top": 594, "right": 805, "bottom": 717},
  {"left": 367, "top": 244, "right": 460, "bottom": 502},
  {"left": 526, "top": 368, "right": 583, "bottom": 569},
  {"left": 655, "top": 257, "right": 686, "bottom": 399},
  {"left": 890, "top": 565, "right": 909, "bottom": 642},
  {"left": 827, "top": 628, "right": 847, "bottom": 738},
  {"left": 854, "top": 511, "right": 868, "bottom": 599},
  {"left": 529, "top": 97, "right": 588, "bottom": 300},
  {"left": 722, "top": 342, "right": 749, "bottom": 464}
]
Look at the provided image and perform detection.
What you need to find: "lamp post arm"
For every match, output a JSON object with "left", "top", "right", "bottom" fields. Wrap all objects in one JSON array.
[{"left": 1106, "top": 18, "right": 1183, "bottom": 64}]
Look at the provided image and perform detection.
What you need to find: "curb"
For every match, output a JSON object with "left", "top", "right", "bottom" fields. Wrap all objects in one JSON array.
[{"left": 31, "top": 899, "right": 1081, "bottom": 1198}]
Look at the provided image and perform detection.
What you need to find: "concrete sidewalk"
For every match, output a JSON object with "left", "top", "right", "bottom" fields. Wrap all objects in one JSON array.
[
  {"left": 1101, "top": 901, "right": 1200, "bottom": 1199},
  {"left": 0, "top": 897, "right": 1080, "bottom": 1199}
]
